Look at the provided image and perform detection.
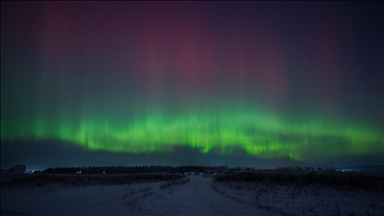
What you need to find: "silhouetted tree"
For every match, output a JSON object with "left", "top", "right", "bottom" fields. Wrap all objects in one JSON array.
[{"left": 8, "top": 164, "right": 27, "bottom": 173}]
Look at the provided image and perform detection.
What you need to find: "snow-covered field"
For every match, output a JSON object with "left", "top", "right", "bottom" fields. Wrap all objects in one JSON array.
[
  {"left": 2, "top": 174, "right": 383, "bottom": 215},
  {"left": 1, "top": 175, "right": 275, "bottom": 215},
  {"left": 213, "top": 181, "right": 384, "bottom": 215}
]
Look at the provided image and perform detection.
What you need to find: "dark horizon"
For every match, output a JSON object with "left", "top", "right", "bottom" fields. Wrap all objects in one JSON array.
[{"left": 2, "top": 140, "right": 383, "bottom": 171}]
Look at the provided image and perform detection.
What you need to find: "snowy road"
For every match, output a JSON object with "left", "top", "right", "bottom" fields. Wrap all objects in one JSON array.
[{"left": 135, "top": 176, "right": 277, "bottom": 215}]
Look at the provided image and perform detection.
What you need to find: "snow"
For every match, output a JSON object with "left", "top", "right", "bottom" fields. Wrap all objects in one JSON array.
[
  {"left": 1, "top": 176, "right": 275, "bottom": 215},
  {"left": 3, "top": 174, "right": 382, "bottom": 215}
]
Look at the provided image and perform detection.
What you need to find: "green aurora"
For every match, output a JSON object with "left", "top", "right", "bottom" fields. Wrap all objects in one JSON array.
[{"left": 2, "top": 103, "right": 381, "bottom": 161}]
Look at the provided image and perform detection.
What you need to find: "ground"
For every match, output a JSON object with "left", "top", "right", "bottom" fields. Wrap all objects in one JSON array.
[
  {"left": 1, "top": 175, "right": 275, "bottom": 215},
  {"left": 2, "top": 174, "right": 383, "bottom": 215}
]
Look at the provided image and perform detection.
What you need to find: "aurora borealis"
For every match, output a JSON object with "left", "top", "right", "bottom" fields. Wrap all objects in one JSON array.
[{"left": 1, "top": 1, "right": 383, "bottom": 169}]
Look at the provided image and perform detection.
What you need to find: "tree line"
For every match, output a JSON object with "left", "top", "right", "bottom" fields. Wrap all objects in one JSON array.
[{"left": 38, "top": 165, "right": 230, "bottom": 174}]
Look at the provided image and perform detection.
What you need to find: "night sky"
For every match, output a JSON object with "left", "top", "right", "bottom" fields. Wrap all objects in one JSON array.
[{"left": 1, "top": 1, "right": 383, "bottom": 170}]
